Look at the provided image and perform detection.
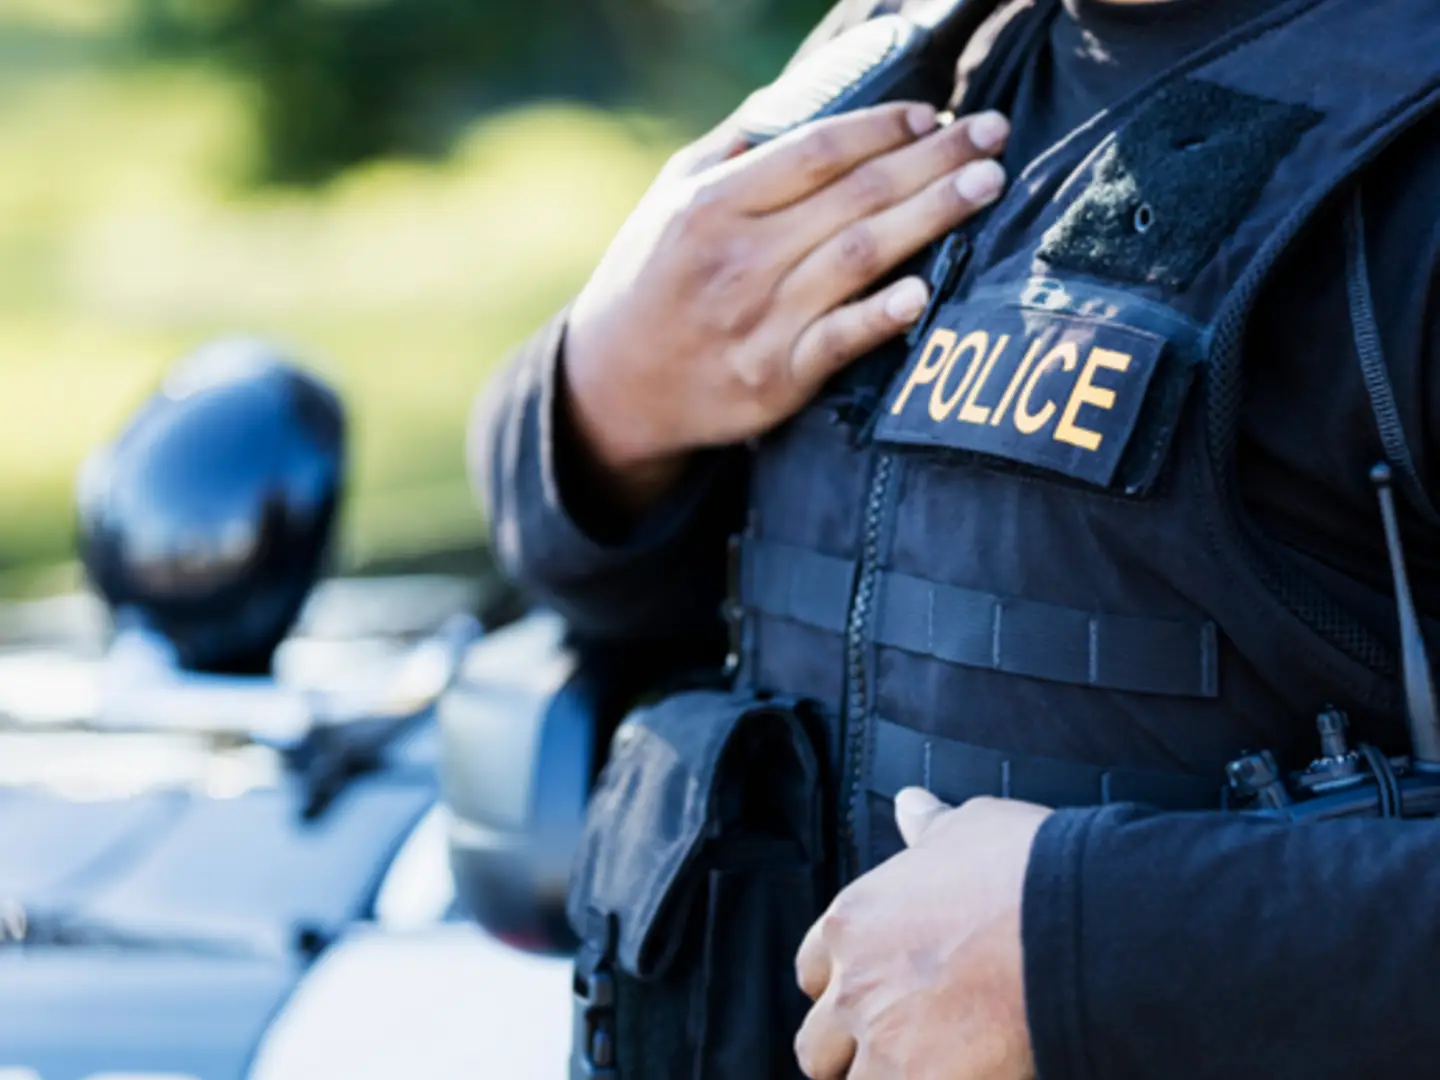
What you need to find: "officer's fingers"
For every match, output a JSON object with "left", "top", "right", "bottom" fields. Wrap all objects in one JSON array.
[
  {"left": 794, "top": 983, "right": 857, "bottom": 1080},
  {"left": 796, "top": 911, "right": 837, "bottom": 1000},
  {"left": 788, "top": 276, "right": 930, "bottom": 391},
  {"left": 765, "top": 110, "right": 1010, "bottom": 263},
  {"left": 709, "top": 103, "right": 938, "bottom": 214},
  {"left": 785, "top": 158, "right": 1006, "bottom": 317},
  {"left": 895, "top": 786, "right": 951, "bottom": 847}
]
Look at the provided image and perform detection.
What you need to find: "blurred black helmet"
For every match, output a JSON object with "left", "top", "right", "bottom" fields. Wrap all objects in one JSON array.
[{"left": 78, "top": 339, "right": 346, "bottom": 674}]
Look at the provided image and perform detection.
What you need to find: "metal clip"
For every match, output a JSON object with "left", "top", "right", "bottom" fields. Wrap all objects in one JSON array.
[
  {"left": 906, "top": 233, "right": 971, "bottom": 348},
  {"left": 571, "top": 912, "right": 620, "bottom": 1080},
  {"left": 1226, "top": 750, "right": 1292, "bottom": 810}
]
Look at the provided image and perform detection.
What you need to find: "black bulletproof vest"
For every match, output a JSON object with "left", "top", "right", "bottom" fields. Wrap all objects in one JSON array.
[{"left": 734, "top": 0, "right": 1440, "bottom": 880}]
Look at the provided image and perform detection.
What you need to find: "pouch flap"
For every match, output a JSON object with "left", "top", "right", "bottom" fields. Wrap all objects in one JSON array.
[{"left": 566, "top": 690, "right": 821, "bottom": 980}]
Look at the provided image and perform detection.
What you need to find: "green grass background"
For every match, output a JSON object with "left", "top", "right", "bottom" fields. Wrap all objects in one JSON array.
[{"left": 0, "top": 4, "right": 683, "bottom": 595}]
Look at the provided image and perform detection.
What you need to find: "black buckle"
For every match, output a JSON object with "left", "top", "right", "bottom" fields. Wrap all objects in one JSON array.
[{"left": 572, "top": 912, "right": 619, "bottom": 1080}]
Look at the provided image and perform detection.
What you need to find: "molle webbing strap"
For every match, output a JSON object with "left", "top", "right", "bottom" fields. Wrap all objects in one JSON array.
[
  {"left": 742, "top": 540, "right": 1220, "bottom": 699},
  {"left": 867, "top": 717, "right": 1227, "bottom": 810}
]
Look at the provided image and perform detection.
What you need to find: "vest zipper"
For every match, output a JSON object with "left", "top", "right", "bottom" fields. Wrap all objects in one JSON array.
[
  {"left": 841, "top": 451, "right": 895, "bottom": 879},
  {"left": 835, "top": 2, "right": 1036, "bottom": 869},
  {"left": 838, "top": 231, "right": 974, "bottom": 877}
]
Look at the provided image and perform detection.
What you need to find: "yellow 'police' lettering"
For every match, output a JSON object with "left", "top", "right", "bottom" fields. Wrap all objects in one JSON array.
[
  {"left": 891, "top": 329, "right": 957, "bottom": 416},
  {"left": 1054, "top": 346, "right": 1133, "bottom": 452},
  {"left": 957, "top": 334, "right": 1009, "bottom": 425},
  {"left": 1014, "top": 341, "right": 1078, "bottom": 435},
  {"left": 930, "top": 331, "right": 988, "bottom": 421},
  {"left": 990, "top": 338, "right": 1046, "bottom": 427}
]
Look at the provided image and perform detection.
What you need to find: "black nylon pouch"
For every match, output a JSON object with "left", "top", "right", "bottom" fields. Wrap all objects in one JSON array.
[{"left": 567, "top": 690, "right": 826, "bottom": 1080}]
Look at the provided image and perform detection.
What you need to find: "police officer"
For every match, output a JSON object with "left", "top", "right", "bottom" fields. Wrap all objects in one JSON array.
[{"left": 474, "top": 0, "right": 1440, "bottom": 1076}]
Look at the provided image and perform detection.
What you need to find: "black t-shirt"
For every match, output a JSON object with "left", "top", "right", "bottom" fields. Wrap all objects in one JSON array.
[
  {"left": 1004, "top": 0, "right": 1281, "bottom": 165},
  {"left": 996, "top": 0, "right": 1440, "bottom": 638}
]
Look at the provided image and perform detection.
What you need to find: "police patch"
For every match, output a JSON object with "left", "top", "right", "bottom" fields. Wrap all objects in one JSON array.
[{"left": 875, "top": 300, "right": 1171, "bottom": 490}]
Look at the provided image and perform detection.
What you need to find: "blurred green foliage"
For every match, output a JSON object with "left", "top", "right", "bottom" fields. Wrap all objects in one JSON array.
[
  {"left": 132, "top": 0, "right": 832, "bottom": 183},
  {"left": 0, "top": 0, "right": 830, "bottom": 595}
]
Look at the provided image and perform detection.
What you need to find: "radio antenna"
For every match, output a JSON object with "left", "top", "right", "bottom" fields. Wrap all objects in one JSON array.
[{"left": 1372, "top": 462, "right": 1440, "bottom": 769}]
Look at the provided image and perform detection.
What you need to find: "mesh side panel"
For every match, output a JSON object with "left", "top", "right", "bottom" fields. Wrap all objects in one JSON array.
[
  {"left": 1205, "top": 204, "right": 1398, "bottom": 680},
  {"left": 1254, "top": 538, "right": 1397, "bottom": 675}
]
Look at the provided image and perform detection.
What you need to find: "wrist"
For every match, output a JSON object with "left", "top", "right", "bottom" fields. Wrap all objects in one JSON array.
[{"left": 558, "top": 327, "right": 689, "bottom": 517}]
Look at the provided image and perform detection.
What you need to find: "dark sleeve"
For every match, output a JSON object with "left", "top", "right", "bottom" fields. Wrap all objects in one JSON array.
[
  {"left": 468, "top": 312, "right": 747, "bottom": 659},
  {"left": 1022, "top": 804, "right": 1440, "bottom": 1079}
]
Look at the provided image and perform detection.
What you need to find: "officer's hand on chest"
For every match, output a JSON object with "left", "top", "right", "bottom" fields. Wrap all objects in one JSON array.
[
  {"left": 561, "top": 102, "right": 1009, "bottom": 515},
  {"left": 794, "top": 789, "right": 1052, "bottom": 1080}
]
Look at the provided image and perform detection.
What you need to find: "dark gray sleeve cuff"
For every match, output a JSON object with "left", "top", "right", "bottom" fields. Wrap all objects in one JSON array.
[
  {"left": 1021, "top": 806, "right": 1110, "bottom": 1080},
  {"left": 469, "top": 311, "right": 745, "bottom": 645},
  {"left": 547, "top": 325, "right": 728, "bottom": 554}
]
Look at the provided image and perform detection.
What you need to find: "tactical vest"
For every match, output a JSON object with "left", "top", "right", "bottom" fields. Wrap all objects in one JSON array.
[
  {"left": 567, "top": 3, "right": 1440, "bottom": 1077},
  {"left": 735, "top": 0, "right": 1440, "bottom": 878}
]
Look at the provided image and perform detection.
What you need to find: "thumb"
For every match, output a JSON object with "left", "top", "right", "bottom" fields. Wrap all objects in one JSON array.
[{"left": 895, "top": 786, "right": 951, "bottom": 848}]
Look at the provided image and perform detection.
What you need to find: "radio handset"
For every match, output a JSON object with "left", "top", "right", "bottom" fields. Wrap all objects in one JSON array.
[{"left": 732, "top": 0, "right": 1000, "bottom": 147}]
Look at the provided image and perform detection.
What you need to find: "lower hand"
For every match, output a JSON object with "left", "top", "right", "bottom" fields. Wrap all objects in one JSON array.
[
  {"left": 563, "top": 105, "right": 1010, "bottom": 511},
  {"left": 793, "top": 790, "right": 1053, "bottom": 1080}
]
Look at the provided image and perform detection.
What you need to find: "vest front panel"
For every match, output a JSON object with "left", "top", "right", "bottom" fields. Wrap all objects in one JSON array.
[{"left": 739, "top": 0, "right": 1440, "bottom": 877}]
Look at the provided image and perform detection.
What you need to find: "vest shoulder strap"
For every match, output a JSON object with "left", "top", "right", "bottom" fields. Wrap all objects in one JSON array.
[{"left": 1344, "top": 187, "right": 1440, "bottom": 531}]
